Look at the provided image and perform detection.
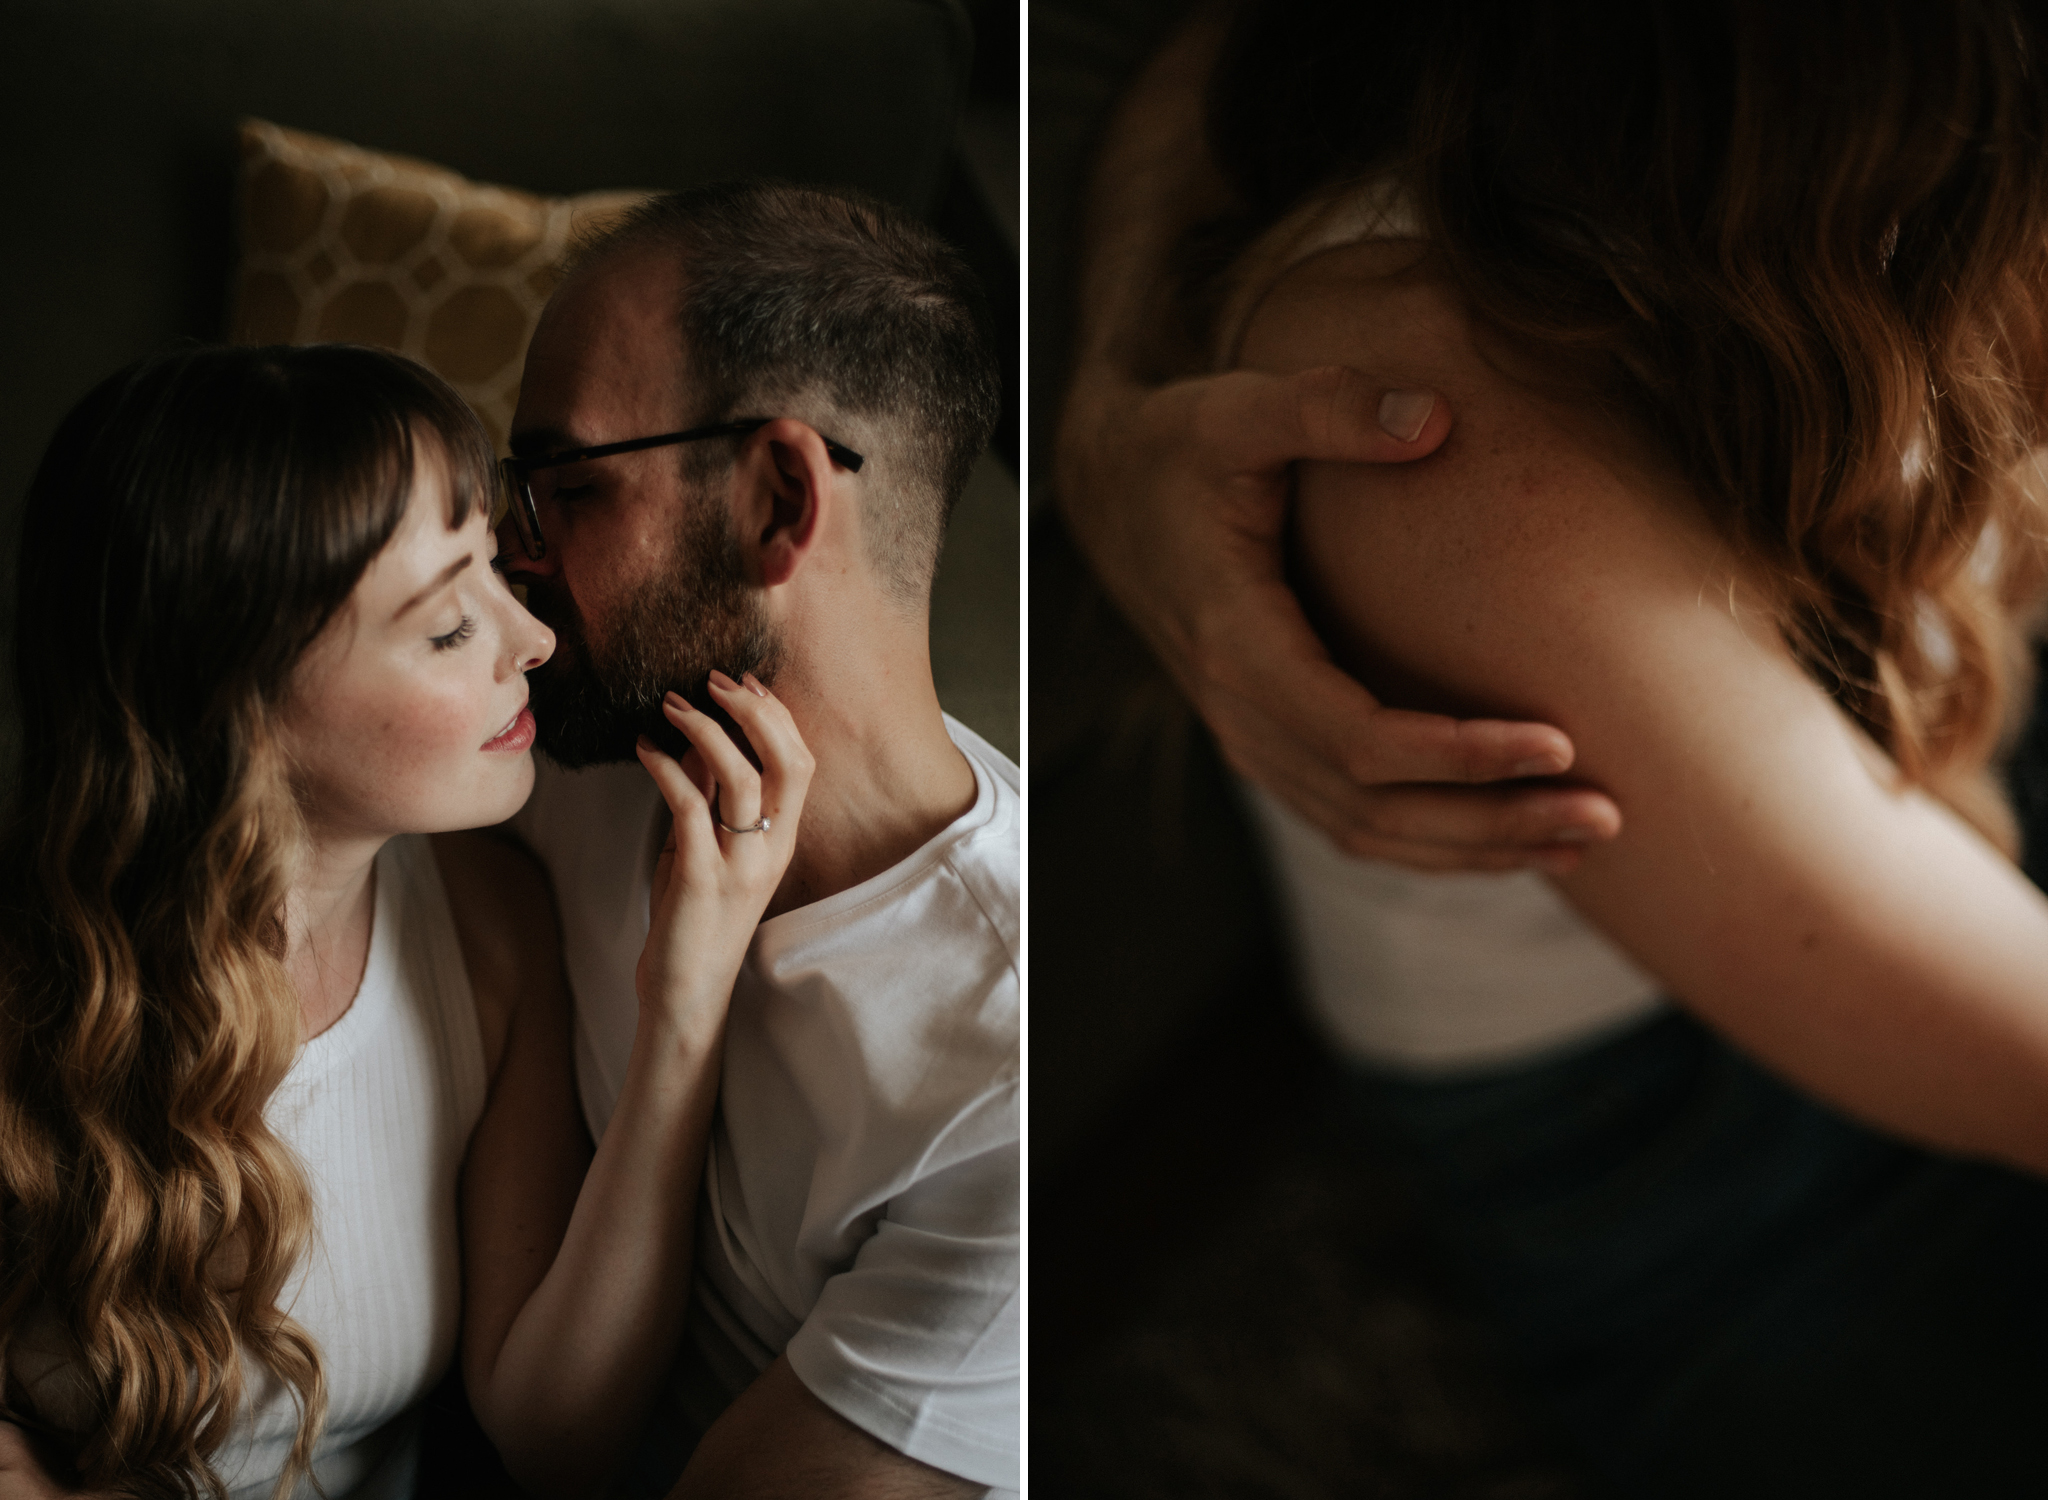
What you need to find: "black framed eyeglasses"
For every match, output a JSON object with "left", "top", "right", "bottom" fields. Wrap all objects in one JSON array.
[{"left": 499, "top": 417, "right": 865, "bottom": 560}]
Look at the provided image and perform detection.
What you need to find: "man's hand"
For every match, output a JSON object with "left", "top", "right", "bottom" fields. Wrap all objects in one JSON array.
[
  {"left": 1057, "top": 3, "right": 1620, "bottom": 872},
  {"left": 1056, "top": 364, "right": 1621, "bottom": 873}
]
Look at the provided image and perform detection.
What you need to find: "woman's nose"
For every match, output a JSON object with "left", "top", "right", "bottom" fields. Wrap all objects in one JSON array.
[{"left": 521, "top": 613, "right": 556, "bottom": 673}]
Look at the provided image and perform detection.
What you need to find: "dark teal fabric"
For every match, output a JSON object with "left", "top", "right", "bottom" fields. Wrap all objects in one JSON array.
[{"left": 1338, "top": 1005, "right": 2048, "bottom": 1498}]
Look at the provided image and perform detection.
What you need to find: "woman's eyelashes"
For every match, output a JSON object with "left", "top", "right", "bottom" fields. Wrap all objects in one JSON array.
[{"left": 431, "top": 614, "right": 479, "bottom": 652}]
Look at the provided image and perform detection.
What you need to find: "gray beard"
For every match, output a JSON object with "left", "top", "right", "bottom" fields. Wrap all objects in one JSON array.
[{"left": 523, "top": 500, "right": 779, "bottom": 769}]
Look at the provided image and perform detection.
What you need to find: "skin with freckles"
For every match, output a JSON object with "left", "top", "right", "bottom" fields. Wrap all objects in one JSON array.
[
  {"left": 1239, "top": 237, "right": 2048, "bottom": 1181},
  {"left": 280, "top": 450, "right": 555, "bottom": 847},
  {"left": 269, "top": 446, "right": 554, "bottom": 1045},
  {"left": 0, "top": 352, "right": 815, "bottom": 1499},
  {"left": 1053, "top": 10, "right": 1623, "bottom": 870}
]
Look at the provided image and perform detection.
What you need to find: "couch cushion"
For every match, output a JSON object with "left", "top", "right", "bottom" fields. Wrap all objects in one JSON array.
[{"left": 231, "top": 119, "right": 646, "bottom": 448}]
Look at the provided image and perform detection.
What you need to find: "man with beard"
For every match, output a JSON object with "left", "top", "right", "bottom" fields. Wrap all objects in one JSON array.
[{"left": 498, "top": 182, "right": 1016, "bottom": 1499}]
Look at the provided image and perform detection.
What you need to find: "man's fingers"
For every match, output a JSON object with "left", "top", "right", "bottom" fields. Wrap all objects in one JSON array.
[
  {"left": 1199, "top": 591, "right": 1582, "bottom": 788},
  {"left": 1359, "top": 707, "right": 1580, "bottom": 787},
  {"left": 1211, "top": 681, "right": 1621, "bottom": 856},
  {"left": 1240, "top": 727, "right": 1621, "bottom": 859},
  {"left": 1253, "top": 763, "right": 1613, "bottom": 874},
  {"left": 1336, "top": 782, "right": 1620, "bottom": 856},
  {"left": 1286, "top": 778, "right": 1621, "bottom": 854},
  {"left": 1182, "top": 577, "right": 1621, "bottom": 859},
  {"left": 1208, "top": 366, "right": 1452, "bottom": 471}
]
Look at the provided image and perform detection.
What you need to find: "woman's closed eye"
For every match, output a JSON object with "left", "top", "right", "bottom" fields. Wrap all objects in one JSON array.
[{"left": 431, "top": 614, "right": 478, "bottom": 651}]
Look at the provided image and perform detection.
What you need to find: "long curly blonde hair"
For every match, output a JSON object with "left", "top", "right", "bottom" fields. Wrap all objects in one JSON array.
[
  {"left": 1198, "top": 0, "right": 2048, "bottom": 849},
  {"left": 0, "top": 344, "right": 491, "bottom": 1496}
]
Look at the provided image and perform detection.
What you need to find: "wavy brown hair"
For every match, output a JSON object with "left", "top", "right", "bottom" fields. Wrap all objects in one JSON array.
[
  {"left": 0, "top": 344, "right": 491, "bottom": 1497},
  {"left": 1198, "top": 0, "right": 2048, "bottom": 848}
]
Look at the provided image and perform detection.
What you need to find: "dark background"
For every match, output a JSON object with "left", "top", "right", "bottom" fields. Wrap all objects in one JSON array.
[{"left": 0, "top": 0, "right": 1019, "bottom": 771}]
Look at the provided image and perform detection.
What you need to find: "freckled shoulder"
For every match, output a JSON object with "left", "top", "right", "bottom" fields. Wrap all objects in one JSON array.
[
  {"left": 430, "top": 828, "right": 567, "bottom": 1082},
  {"left": 1236, "top": 241, "right": 1756, "bottom": 724},
  {"left": 1241, "top": 241, "right": 1706, "bottom": 536}
]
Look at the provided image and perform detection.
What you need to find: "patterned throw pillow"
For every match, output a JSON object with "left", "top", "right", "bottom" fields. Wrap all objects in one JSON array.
[{"left": 228, "top": 119, "right": 649, "bottom": 449}]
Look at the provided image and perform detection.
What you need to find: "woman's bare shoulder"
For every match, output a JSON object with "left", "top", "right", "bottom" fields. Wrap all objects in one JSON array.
[
  {"left": 1238, "top": 245, "right": 2048, "bottom": 1182},
  {"left": 430, "top": 828, "right": 565, "bottom": 1077},
  {"left": 1238, "top": 243, "right": 1760, "bottom": 733}
]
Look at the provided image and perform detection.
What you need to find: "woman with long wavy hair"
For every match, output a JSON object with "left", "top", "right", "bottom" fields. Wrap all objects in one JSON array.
[
  {"left": 1096, "top": 0, "right": 2048, "bottom": 1492},
  {"left": 0, "top": 343, "right": 809, "bottom": 1498}
]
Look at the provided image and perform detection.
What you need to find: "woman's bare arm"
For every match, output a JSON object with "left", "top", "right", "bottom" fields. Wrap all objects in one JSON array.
[
  {"left": 1244, "top": 244, "right": 2048, "bottom": 1177},
  {"left": 438, "top": 815, "right": 724, "bottom": 1498},
  {"left": 1053, "top": 6, "right": 1620, "bottom": 871},
  {"left": 439, "top": 677, "right": 810, "bottom": 1498}
]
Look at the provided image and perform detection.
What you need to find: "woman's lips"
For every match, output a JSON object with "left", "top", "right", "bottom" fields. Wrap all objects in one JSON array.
[{"left": 482, "top": 705, "right": 536, "bottom": 753}]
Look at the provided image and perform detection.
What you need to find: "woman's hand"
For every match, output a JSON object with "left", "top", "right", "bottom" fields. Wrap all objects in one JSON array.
[
  {"left": 457, "top": 671, "right": 811, "bottom": 1497},
  {"left": 633, "top": 669, "right": 813, "bottom": 1030}
]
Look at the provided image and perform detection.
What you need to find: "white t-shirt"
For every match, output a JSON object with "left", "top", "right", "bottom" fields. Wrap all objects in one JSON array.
[{"left": 511, "top": 718, "right": 1020, "bottom": 1496}]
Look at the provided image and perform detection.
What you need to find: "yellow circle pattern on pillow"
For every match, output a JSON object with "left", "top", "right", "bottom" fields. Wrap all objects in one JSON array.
[{"left": 229, "top": 119, "right": 648, "bottom": 450}]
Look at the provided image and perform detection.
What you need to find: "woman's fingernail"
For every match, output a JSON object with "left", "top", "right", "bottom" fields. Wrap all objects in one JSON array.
[
  {"left": 743, "top": 672, "right": 767, "bottom": 698},
  {"left": 709, "top": 669, "right": 738, "bottom": 692},
  {"left": 636, "top": 735, "right": 655, "bottom": 753},
  {"left": 1378, "top": 389, "right": 1435, "bottom": 442},
  {"left": 1549, "top": 825, "right": 1597, "bottom": 845},
  {"left": 665, "top": 691, "right": 692, "bottom": 714}
]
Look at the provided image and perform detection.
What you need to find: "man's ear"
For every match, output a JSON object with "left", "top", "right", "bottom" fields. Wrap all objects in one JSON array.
[{"left": 734, "top": 419, "right": 836, "bottom": 588}]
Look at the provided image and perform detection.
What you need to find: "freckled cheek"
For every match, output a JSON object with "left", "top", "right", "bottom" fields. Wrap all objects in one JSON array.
[
  {"left": 384, "top": 689, "right": 491, "bottom": 762},
  {"left": 318, "top": 678, "right": 495, "bottom": 797}
]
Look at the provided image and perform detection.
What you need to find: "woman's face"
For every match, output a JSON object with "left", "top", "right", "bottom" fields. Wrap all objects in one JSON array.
[{"left": 280, "top": 448, "right": 556, "bottom": 842}]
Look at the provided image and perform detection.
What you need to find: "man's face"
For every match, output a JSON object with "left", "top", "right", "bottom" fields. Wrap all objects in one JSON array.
[{"left": 506, "top": 246, "right": 779, "bottom": 768}]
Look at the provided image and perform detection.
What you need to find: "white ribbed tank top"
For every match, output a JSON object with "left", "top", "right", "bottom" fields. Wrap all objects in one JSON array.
[
  {"left": 213, "top": 832, "right": 487, "bottom": 1499},
  {"left": 1217, "top": 181, "right": 1667, "bottom": 1072},
  {"left": 5, "top": 835, "right": 484, "bottom": 1497}
]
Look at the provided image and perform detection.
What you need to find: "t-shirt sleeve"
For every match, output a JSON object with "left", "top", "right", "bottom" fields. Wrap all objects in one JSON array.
[{"left": 782, "top": 1092, "right": 1020, "bottom": 1493}]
